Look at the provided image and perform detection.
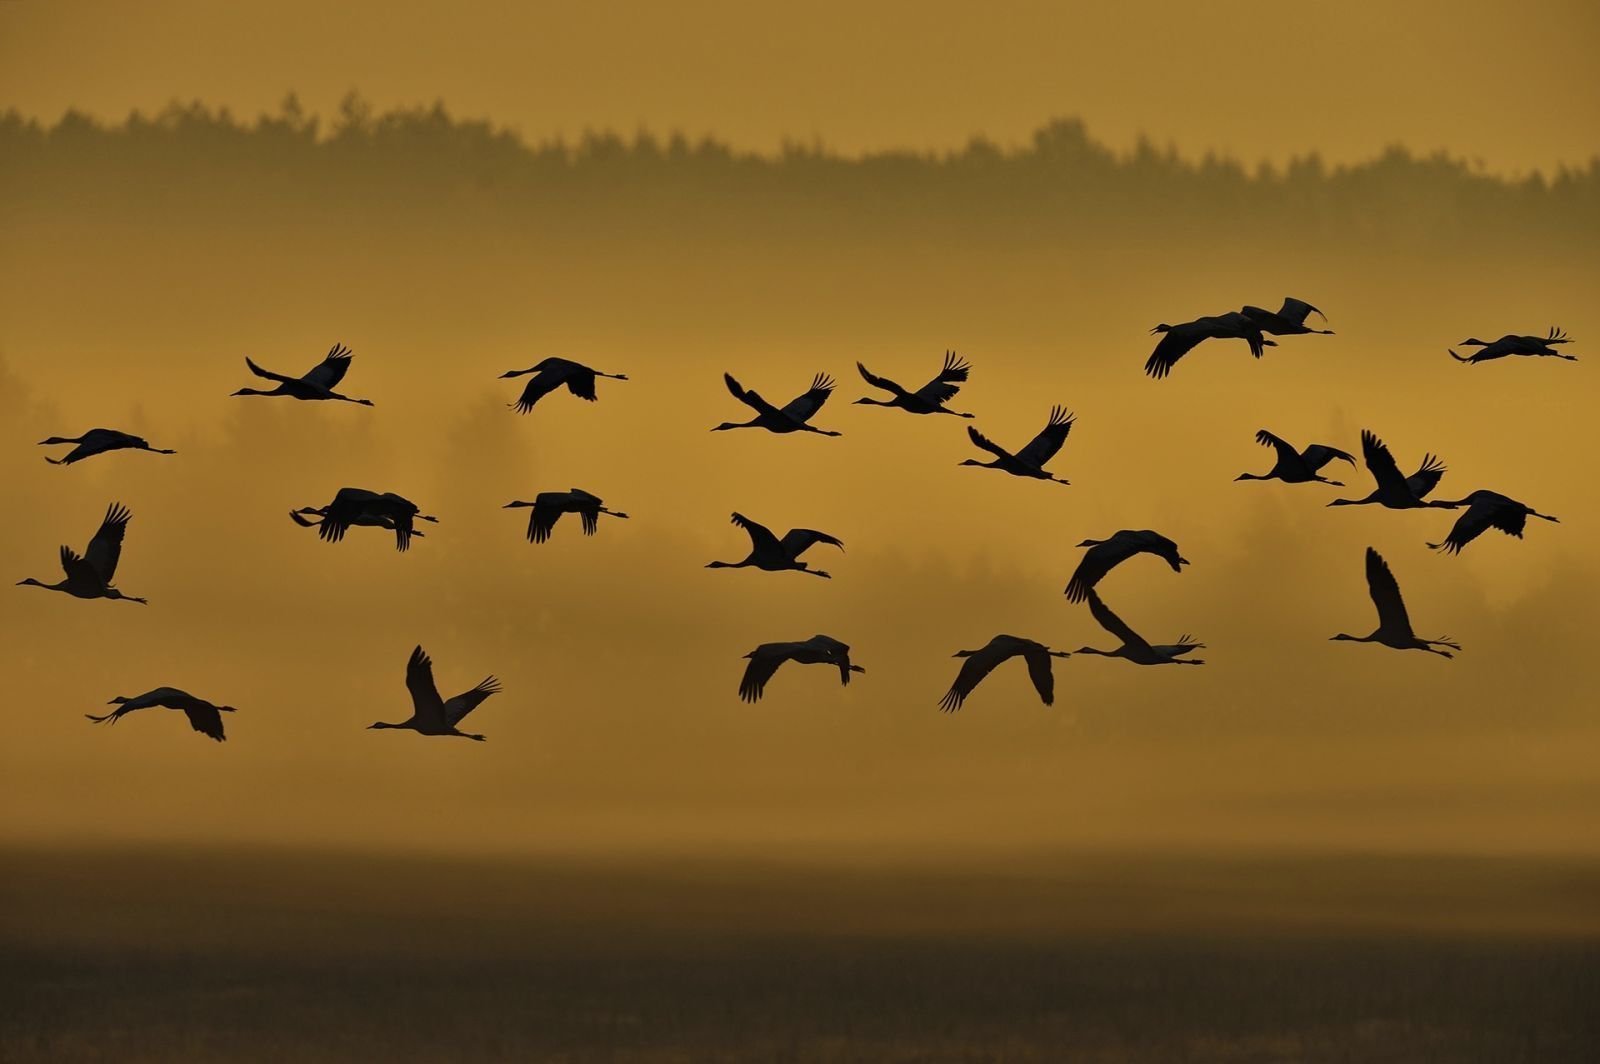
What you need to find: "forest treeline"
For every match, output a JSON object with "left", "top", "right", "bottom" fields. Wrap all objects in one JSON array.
[{"left": 2, "top": 94, "right": 1596, "bottom": 246}]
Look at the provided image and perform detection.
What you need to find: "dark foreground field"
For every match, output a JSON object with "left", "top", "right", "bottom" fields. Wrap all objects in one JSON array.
[{"left": 3, "top": 848, "right": 1597, "bottom": 1062}]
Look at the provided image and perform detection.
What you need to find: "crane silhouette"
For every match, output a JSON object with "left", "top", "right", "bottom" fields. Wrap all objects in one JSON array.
[
  {"left": 18, "top": 503, "right": 147, "bottom": 604},
  {"left": 1074, "top": 591, "right": 1205, "bottom": 665},
  {"left": 1144, "top": 312, "right": 1276, "bottom": 379},
  {"left": 738, "top": 635, "right": 864, "bottom": 702},
  {"left": 960, "top": 406, "right": 1074, "bottom": 485},
  {"left": 231, "top": 343, "right": 373, "bottom": 404},
  {"left": 1328, "top": 430, "right": 1446, "bottom": 508},
  {"left": 706, "top": 513, "right": 843, "bottom": 578},
  {"left": 86, "top": 687, "right": 237, "bottom": 742},
  {"left": 1240, "top": 297, "right": 1334, "bottom": 337},
  {"left": 504, "top": 489, "right": 628, "bottom": 543},
  {"left": 1332, "top": 547, "right": 1459, "bottom": 657},
  {"left": 854, "top": 351, "right": 975, "bottom": 417},
  {"left": 369, "top": 645, "right": 502, "bottom": 741},
  {"left": 39, "top": 429, "right": 176, "bottom": 466},
  {"left": 1426, "top": 490, "right": 1559, "bottom": 554},
  {"left": 1237, "top": 430, "right": 1356, "bottom": 485},
  {"left": 713, "top": 372, "right": 842, "bottom": 435},
  {"left": 291, "top": 488, "right": 438, "bottom": 551},
  {"left": 1450, "top": 327, "right": 1576, "bottom": 364},
  {"left": 938, "top": 635, "right": 1070, "bottom": 711},
  {"left": 500, "top": 357, "right": 628, "bottom": 413},
  {"left": 1065, "top": 529, "right": 1188, "bottom": 603}
]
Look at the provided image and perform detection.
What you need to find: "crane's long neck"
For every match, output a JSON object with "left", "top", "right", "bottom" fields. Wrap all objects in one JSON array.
[
  {"left": 706, "top": 559, "right": 752, "bottom": 569},
  {"left": 1073, "top": 646, "right": 1115, "bottom": 656},
  {"left": 17, "top": 578, "right": 66, "bottom": 593}
]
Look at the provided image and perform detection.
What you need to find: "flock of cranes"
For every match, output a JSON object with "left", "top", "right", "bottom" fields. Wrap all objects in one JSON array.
[{"left": 19, "top": 313, "right": 1576, "bottom": 740}]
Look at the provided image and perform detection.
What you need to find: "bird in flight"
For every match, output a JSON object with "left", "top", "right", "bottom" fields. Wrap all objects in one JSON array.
[
  {"left": 231, "top": 343, "right": 373, "bottom": 404},
  {"left": 291, "top": 488, "right": 438, "bottom": 551},
  {"left": 1144, "top": 311, "right": 1276, "bottom": 380},
  {"left": 713, "top": 372, "right": 842, "bottom": 435},
  {"left": 854, "top": 351, "right": 975, "bottom": 418},
  {"left": 500, "top": 357, "right": 628, "bottom": 413},
  {"left": 369, "top": 645, "right": 502, "bottom": 741},
  {"left": 39, "top": 429, "right": 176, "bottom": 466},
  {"left": 738, "top": 635, "right": 864, "bottom": 703},
  {"left": 86, "top": 687, "right": 237, "bottom": 742},
  {"left": 18, "top": 503, "right": 147, "bottom": 604},
  {"left": 960, "top": 406, "right": 1074, "bottom": 485},
  {"left": 938, "top": 635, "right": 1070, "bottom": 711},
  {"left": 1065, "top": 529, "right": 1188, "bottom": 603},
  {"left": 1328, "top": 430, "right": 1446, "bottom": 509},
  {"left": 1332, "top": 547, "right": 1459, "bottom": 658},
  {"left": 1237, "top": 430, "right": 1356, "bottom": 486},
  {"left": 1450, "top": 327, "right": 1576, "bottom": 364},
  {"left": 504, "top": 489, "right": 628, "bottom": 543},
  {"left": 706, "top": 513, "right": 843, "bottom": 578},
  {"left": 1240, "top": 297, "right": 1334, "bottom": 337},
  {"left": 1074, "top": 591, "right": 1205, "bottom": 666},
  {"left": 1426, "top": 490, "right": 1559, "bottom": 555}
]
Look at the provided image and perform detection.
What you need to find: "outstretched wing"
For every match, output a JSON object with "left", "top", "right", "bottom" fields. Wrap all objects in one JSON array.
[
  {"left": 779, "top": 374, "right": 835, "bottom": 423},
  {"left": 965, "top": 425, "right": 1012, "bottom": 460},
  {"left": 1021, "top": 645, "right": 1057, "bottom": 706},
  {"left": 243, "top": 357, "right": 298, "bottom": 385},
  {"left": 1144, "top": 322, "right": 1206, "bottom": 379},
  {"left": 514, "top": 367, "right": 565, "bottom": 413},
  {"left": 302, "top": 343, "right": 353, "bottom": 390},
  {"left": 855, "top": 361, "right": 905, "bottom": 397},
  {"left": 1085, "top": 591, "right": 1152, "bottom": 652},
  {"left": 731, "top": 512, "right": 784, "bottom": 556},
  {"left": 445, "top": 677, "right": 501, "bottom": 725},
  {"left": 404, "top": 645, "right": 447, "bottom": 728},
  {"left": 938, "top": 649, "right": 1006, "bottom": 713},
  {"left": 181, "top": 704, "right": 228, "bottom": 742},
  {"left": 579, "top": 506, "right": 600, "bottom": 536},
  {"left": 1300, "top": 443, "right": 1356, "bottom": 472},
  {"left": 779, "top": 528, "right": 843, "bottom": 558},
  {"left": 1363, "top": 548, "right": 1414, "bottom": 637},
  {"left": 563, "top": 367, "right": 600, "bottom": 401},
  {"left": 723, "top": 372, "right": 781, "bottom": 416},
  {"left": 1016, "top": 406, "right": 1074, "bottom": 467},
  {"left": 527, "top": 501, "right": 562, "bottom": 543},
  {"left": 912, "top": 351, "right": 970, "bottom": 404},
  {"left": 1279, "top": 297, "right": 1324, "bottom": 324},
  {"left": 1432, "top": 499, "right": 1526, "bottom": 555},
  {"left": 1254, "top": 429, "right": 1300, "bottom": 468},
  {"left": 1405, "top": 454, "right": 1447, "bottom": 499},
  {"left": 1360, "top": 430, "right": 1411, "bottom": 496},
  {"left": 59, "top": 544, "right": 96, "bottom": 583},
  {"left": 84, "top": 503, "right": 132, "bottom": 583},
  {"left": 738, "top": 647, "right": 787, "bottom": 703}
]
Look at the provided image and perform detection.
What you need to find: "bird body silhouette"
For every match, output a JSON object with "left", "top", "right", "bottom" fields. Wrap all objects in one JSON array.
[
  {"left": 1450, "top": 328, "right": 1575, "bottom": 364},
  {"left": 1332, "top": 547, "right": 1459, "bottom": 657},
  {"left": 1075, "top": 591, "right": 1205, "bottom": 665},
  {"left": 1426, "top": 490, "right": 1559, "bottom": 554},
  {"left": 1240, "top": 297, "right": 1334, "bottom": 337},
  {"left": 1065, "top": 529, "right": 1188, "bottom": 603},
  {"left": 18, "top": 503, "right": 147, "bottom": 604},
  {"left": 1328, "top": 430, "right": 1446, "bottom": 508},
  {"left": 713, "top": 372, "right": 841, "bottom": 435},
  {"left": 369, "top": 645, "right": 501, "bottom": 741},
  {"left": 707, "top": 513, "right": 843, "bottom": 577},
  {"left": 939, "top": 635, "right": 1070, "bottom": 711},
  {"left": 1238, "top": 430, "right": 1355, "bottom": 485},
  {"left": 961, "top": 406, "right": 1074, "bottom": 484},
  {"left": 86, "top": 687, "right": 236, "bottom": 741},
  {"left": 854, "top": 351, "right": 975, "bottom": 417},
  {"left": 39, "top": 429, "right": 176, "bottom": 465},
  {"left": 291, "top": 488, "right": 438, "bottom": 551},
  {"left": 1144, "top": 312, "right": 1276, "bottom": 379},
  {"left": 738, "top": 635, "right": 863, "bottom": 702},
  {"left": 504, "top": 489, "right": 628, "bottom": 543},
  {"left": 500, "top": 357, "right": 628, "bottom": 413},
  {"left": 231, "top": 343, "right": 373, "bottom": 404}
]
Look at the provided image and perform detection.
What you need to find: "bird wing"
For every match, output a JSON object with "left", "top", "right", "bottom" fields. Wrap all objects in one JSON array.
[
  {"left": 1433, "top": 498, "right": 1525, "bottom": 555},
  {"left": 938, "top": 647, "right": 1007, "bottom": 712},
  {"left": 243, "top": 357, "right": 298, "bottom": 385},
  {"left": 563, "top": 367, "right": 600, "bottom": 401},
  {"left": 731, "top": 512, "right": 783, "bottom": 555},
  {"left": 1279, "top": 297, "right": 1323, "bottom": 324},
  {"left": 1085, "top": 591, "right": 1151, "bottom": 652},
  {"left": 1360, "top": 430, "right": 1411, "bottom": 496},
  {"left": 1015, "top": 407, "right": 1073, "bottom": 467},
  {"left": 181, "top": 704, "right": 228, "bottom": 742},
  {"left": 1405, "top": 455, "right": 1447, "bottom": 499},
  {"left": 739, "top": 646, "right": 788, "bottom": 703},
  {"left": 778, "top": 374, "right": 835, "bottom": 423},
  {"left": 1364, "top": 548, "right": 1414, "bottom": 636},
  {"left": 514, "top": 367, "right": 566, "bottom": 413},
  {"left": 1144, "top": 322, "right": 1205, "bottom": 379},
  {"left": 911, "top": 351, "right": 971, "bottom": 404},
  {"left": 404, "top": 646, "right": 448, "bottom": 728},
  {"left": 579, "top": 506, "right": 600, "bottom": 536},
  {"left": 779, "top": 528, "right": 843, "bottom": 558},
  {"left": 1254, "top": 429, "right": 1300, "bottom": 467},
  {"left": 1300, "top": 443, "right": 1356, "bottom": 471},
  {"left": 855, "top": 361, "right": 905, "bottom": 397},
  {"left": 965, "top": 425, "right": 1012, "bottom": 460},
  {"left": 83, "top": 503, "right": 132, "bottom": 583},
  {"left": 302, "top": 343, "right": 353, "bottom": 389},
  {"left": 723, "top": 372, "right": 781, "bottom": 416},
  {"left": 445, "top": 676, "right": 501, "bottom": 725},
  {"left": 1021, "top": 645, "right": 1057, "bottom": 706},
  {"left": 528, "top": 499, "right": 563, "bottom": 543},
  {"left": 59, "top": 545, "right": 98, "bottom": 584}
]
